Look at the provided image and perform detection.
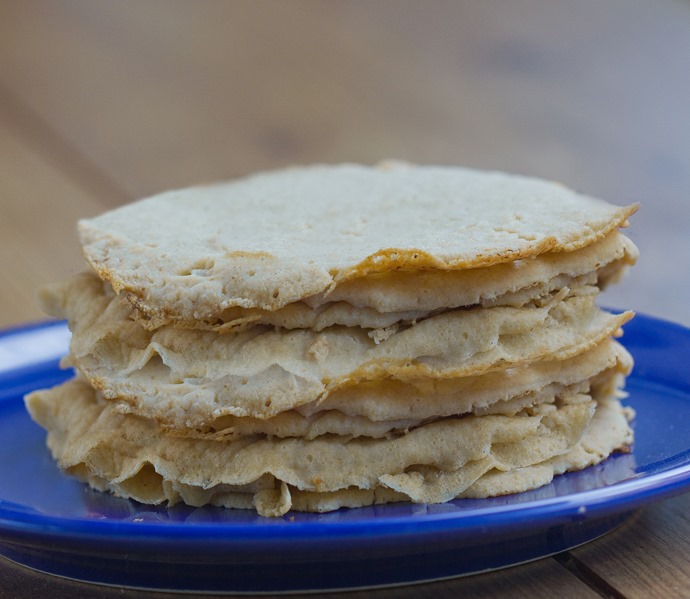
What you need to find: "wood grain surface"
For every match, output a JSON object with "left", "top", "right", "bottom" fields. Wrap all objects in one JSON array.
[{"left": 1, "top": 1, "right": 689, "bottom": 597}]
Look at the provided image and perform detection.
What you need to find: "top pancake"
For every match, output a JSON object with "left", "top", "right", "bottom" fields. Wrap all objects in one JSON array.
[{"left": 79, "top": 163, "right": 637, "bottom": 324}]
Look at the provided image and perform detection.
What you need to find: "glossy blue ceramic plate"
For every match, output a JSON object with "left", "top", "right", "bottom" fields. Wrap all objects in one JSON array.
[{"left": 1, "top": 315, "right": 690, "bottom": 593}]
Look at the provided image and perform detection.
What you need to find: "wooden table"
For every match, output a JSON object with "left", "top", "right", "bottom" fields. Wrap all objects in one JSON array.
[{"left": 1, "top": 1, "right": 689, "bottom": 597}]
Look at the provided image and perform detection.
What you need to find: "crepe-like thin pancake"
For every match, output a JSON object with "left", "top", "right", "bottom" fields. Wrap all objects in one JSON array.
[
  {"left": 115, "top": 338, "right": 631, "bottom": 440},
  {"left": 25, "top": 379, "right": 633, "bottom": 517},
  {"left": 127, "top": 231, "right": 637, "bottom": 333},
  {"left": 41, "top": 272, "right": 632, "bottom": 425},
  {"left": 287, "top": 393, "right": 634, "bottom": 514},
  {"left": 303, "top": 338, "right": 631, "bottom": 422},
  {"left": 78, "top": 163, "right": 637, "bottom": 325}
]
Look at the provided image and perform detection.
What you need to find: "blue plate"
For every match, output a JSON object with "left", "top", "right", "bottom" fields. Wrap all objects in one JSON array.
[{"left": 1, "top": 315, "right": 690, "bottom": 593}]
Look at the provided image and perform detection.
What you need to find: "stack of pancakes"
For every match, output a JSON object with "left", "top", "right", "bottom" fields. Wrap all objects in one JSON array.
[{"left": 25, "top": 163, "right": 638, "bottom": 516}]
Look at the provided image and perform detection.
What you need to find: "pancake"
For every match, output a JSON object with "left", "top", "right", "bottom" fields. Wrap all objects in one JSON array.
[
  {"left": 122, "top": 338, "right": 632, "bottom": 440},
  {"left": 40, "top": 271, "right": 632, "bottom": 426},
  {"left": 25, "top": 378, "right": 633, "bottom": 517},
  {"left": 78, "top": 163, "right": 637, "bottom": 326},
  {"left": 125, "top": 230, "right": 637, "bottom": 333}
]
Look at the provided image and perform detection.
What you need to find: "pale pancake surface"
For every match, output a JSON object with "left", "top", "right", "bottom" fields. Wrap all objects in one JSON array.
[
  {"left": 40, "top": 272, "right": 633, "bottom": 426},
  {"left": 78, "top": 163, "right": 637, "bottom": 324},
  {"left": 25, "top": 379, "right": 634, "bottom": 517},
  {"left": 127, "top": 230, "right": 638, "bottom": 333}
]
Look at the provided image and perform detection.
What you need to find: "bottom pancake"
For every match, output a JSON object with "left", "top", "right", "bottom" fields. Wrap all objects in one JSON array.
[{"left": 25, "top": 378, "right": 633, "bottom": 517}]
